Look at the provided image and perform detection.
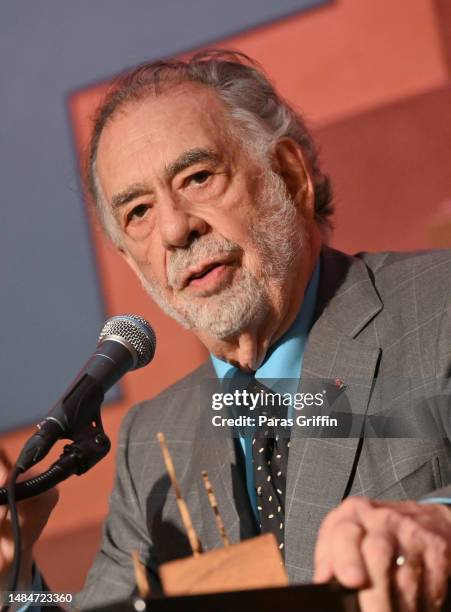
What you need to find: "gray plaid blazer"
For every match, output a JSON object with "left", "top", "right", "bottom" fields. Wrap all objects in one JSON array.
[{"left": 77, "top": 246, "right": 451, "bottom": 609}]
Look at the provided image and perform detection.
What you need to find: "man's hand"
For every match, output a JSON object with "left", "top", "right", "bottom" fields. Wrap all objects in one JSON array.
[
  {"left": 0, "top": 448, "right": 59, "bottom": 588},
  {"left": 314, "top": 497, "right": 451, "bottom": 611}
]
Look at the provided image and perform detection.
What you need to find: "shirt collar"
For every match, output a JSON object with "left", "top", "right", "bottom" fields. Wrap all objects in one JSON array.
[{"left": 211, "top": 259, "right": 320, "bottom": 380}]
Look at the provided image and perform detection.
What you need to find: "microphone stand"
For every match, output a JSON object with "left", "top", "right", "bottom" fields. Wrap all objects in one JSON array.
[
  {"left": 0, "top": 376, "right": 111, "bottom": 505},
  {"left": 0, "top": 378, "right": 111, "bottom": 611},
  {"left": 0, "top": 435, "right": 110, "bottom": 504}
]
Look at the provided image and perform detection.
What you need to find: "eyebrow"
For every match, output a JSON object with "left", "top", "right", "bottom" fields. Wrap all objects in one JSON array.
[
  {"left": 110, "top": 148, "right": 220, "bottom": 211},
  {"left": 111, "top": 184, "right": 151, "bottom": 210},
  {"left": 165, "top": 148, "right": 220, "bottom": 181}
]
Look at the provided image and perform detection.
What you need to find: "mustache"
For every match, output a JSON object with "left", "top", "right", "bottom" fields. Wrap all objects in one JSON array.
[{"left": 167, "top": 235, "right": 241, "bottom": 289}]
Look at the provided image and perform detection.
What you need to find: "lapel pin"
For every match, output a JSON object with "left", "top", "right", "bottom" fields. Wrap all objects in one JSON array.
[{"left": 334, "top": 378, "right": 345, "bottom": 390}]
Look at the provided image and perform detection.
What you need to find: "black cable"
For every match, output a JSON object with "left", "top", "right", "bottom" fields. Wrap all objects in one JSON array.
[
  {"left": 0, "top": 464, "right": 68, "bottom": 505},
  {"left": 2, "top": 465, "right": 23, "bottom": 612}
]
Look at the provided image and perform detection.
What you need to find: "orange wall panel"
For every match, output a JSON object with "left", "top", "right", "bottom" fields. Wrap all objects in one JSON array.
[
  {"left": 205, "top": 0, "right": 448, "bottom": 125},
  {"left": 317, "top": 85, "right": 451, "bottom": 253}
]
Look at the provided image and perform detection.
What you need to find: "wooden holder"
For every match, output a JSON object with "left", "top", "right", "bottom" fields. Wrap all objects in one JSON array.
[{"left": 159, "top": 532, "right": 288, "bottom": 596}]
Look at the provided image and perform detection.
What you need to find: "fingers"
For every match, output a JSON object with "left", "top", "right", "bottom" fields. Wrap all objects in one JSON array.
[
  {"left": 330, "top": 521, "right": 367, "bottom": 587},
  {"left": 398, "top": 520, "right": 449, "bottom": 611},
  {"left": 358, "top": 533, "right": 394, "bottom": 612},
  {"left": 314, "top": 497, "right": 372, "bottom": 585},
  {"left": 422, "top": 536, "right": 449, "bottom": 610},
  {"left": 314, "top": 498, "right": 451, "bottom": 612},
  {"left": 392, "top": 552, "right": 422, "bottom": 612},
  {"left": 380, "top": 510, "right": 448, "bottom": 611},
  {"left": 360, "top": 506, "right": 449, "bottom": 611},
  {"left": 360, "top": 508, "right": 418, "bottom": 611},
  {"left": 315, "top": 520, "right": 366, "bottom": 585}
]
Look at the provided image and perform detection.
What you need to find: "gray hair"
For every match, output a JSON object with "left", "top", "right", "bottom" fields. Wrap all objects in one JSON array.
[{"left": 87, "top": 49, "right": 333, "bottom": 245}]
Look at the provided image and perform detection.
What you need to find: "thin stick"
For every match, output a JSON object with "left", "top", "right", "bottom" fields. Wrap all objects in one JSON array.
[
  {"left": 131, "top": 550, "right": 151, "bottom": 600},
  {"left": 201, "top": 470, "right": 229, "bottom": 547},
  {"left": 157, "top": 432, "right": 203, "bottom": 556}
]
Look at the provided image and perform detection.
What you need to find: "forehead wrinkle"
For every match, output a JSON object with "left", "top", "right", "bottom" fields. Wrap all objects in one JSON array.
[
  {"left": 109, "top": 148, "right": 221, "bottom": 210},
  {"left": 97, "top": 87, "right": 236, "bottom": 214}
]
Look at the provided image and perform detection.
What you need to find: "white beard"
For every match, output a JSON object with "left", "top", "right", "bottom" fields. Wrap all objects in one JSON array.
[{"left": 135, "top": 169, "right": 304, "bottom": 340}]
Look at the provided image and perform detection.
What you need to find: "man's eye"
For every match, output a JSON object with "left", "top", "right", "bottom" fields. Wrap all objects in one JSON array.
[
  {"left": 188, "top": 171, "right": 211, "bottom": 185},
  {"left": 128, "top": 204, "right": 149, "bottom": 222}
]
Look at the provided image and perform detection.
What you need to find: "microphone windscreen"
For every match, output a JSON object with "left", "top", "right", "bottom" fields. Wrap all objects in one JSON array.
[{"left": 98, "top": 314, "right": 156, "bottom": 369}]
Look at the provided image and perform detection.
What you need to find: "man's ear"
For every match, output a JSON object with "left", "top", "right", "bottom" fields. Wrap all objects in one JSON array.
[{"left": 272, "top": 138, "right": 315, "bottom": 220}]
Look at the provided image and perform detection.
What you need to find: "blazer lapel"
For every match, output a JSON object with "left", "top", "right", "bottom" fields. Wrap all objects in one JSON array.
[{"left": 284, "top": 247, "right": 383, "bottom": 581}]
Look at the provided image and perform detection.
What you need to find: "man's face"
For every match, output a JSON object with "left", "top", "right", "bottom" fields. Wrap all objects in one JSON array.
[{"left": 96, "top": 83, "right": 303, "bottom": 340}]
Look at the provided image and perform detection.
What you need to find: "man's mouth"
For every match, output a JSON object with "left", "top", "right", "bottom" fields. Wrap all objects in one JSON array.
[
  {"left": 179, "top": 254, "right": 237, "bottom": 291},
  {"left": 189, "top": 262, "right": 222, "bottom": 282}
]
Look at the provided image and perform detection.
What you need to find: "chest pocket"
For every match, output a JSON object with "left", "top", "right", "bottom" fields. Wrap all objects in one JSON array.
[{"left": 351, "top": 438, "right": 450, "bottom": 500}]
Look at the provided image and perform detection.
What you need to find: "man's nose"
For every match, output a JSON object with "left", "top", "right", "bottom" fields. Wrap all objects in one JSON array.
[{"left": 157, "top": 194, "right": 207, "bottom": 248}]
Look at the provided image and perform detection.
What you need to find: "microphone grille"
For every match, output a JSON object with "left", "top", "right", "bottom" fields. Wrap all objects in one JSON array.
[{"left": 99, "top": 314, "right": 156, "bottom": 369}]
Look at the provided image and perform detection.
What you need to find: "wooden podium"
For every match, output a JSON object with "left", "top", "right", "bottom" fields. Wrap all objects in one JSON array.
[
  {"left": 87, "top": 582, "right": 360, "bottom": 612},
  {"left": 87, "top": 581, "right": 451, "bottom": 612}
]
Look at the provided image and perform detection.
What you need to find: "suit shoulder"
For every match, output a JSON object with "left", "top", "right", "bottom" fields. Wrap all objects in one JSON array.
[
  {"left": 149, "top": 360, "right": 213, "bottom": 402},
  {"left": 357, "top": 249, "right": 451, "bottom": 298},
  {"left": 120, "top": 360, "right": 213, "bottom": 442}
]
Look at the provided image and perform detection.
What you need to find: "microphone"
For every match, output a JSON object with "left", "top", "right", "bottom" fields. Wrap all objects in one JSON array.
[{"left": 16, "top": 314, "right": 156, "bottom": 473}]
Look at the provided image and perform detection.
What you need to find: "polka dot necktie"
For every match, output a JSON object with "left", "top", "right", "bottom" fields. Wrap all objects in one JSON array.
[
  {"left": 252, "top": 396, "right": 290, "bottom": 556},
  {"left": 225, "top": 371, "right": 290, "bottom": 555}
]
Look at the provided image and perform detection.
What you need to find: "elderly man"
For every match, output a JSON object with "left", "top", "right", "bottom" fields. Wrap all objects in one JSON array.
[{"left": 1, "top": 51, "right": 450, "bottom": 611}]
